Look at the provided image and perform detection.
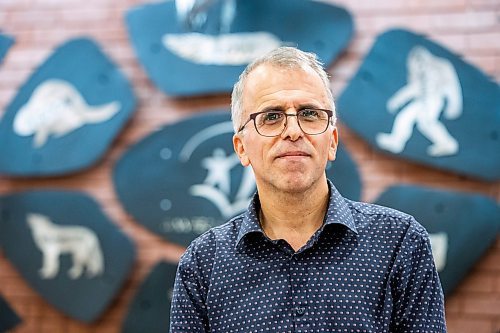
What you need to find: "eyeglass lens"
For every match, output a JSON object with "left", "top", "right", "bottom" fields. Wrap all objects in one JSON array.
[{"left": 255, "top": 109, "right": 330, "bottom": 136}]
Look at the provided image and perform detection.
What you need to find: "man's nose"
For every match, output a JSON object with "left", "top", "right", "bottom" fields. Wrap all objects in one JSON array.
[{"left": 280, "top": 113, "right": 303, "bottom": 141}]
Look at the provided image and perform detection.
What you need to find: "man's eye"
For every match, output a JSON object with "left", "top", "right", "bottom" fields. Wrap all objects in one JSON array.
[
  {"left": 263, "top": 112, "right": 283, "bottom": 122},
  {"left": 300, "top": 109, "right": 320, "bottom": 119}
]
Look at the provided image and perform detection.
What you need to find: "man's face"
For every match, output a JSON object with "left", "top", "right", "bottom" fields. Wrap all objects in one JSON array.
[{"left": 233, "top": 64, "right": 338, "bottom": 194}]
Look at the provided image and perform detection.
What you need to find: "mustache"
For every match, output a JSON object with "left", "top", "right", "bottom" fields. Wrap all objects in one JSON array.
[{"left": 272, "top": 143, "right": 313, "bottom": 158}]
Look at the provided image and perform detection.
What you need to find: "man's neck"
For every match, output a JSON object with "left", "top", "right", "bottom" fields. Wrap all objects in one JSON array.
[{"left": 257, "top": 179, "right": 330, "bottom": 252}]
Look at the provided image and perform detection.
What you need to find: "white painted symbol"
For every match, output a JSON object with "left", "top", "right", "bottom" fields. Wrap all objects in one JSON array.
[
  {"left": 27, "top": 213, "right": 104, "bottom": 279},
  {"left": 162, "top": 216, "right": 215, "bottom": 234},
  {"left": 376, "top": 46, "right": 463, "bottom": 157},
  {"left": 200, "top": 148, "right": 239, "bottom": 194},
  {"left": 163, "top": 32, "right": 284, "bottom": 65},
  {"left": 170, "top": 0, "right": 285, "bottom": 65},
  {"left": 167, "top": 287, "right": 174, "bottom": 301},
  {"left": 429, "top": 232, "right": 448, "bottom": 272},
  {"left": 175, "top": 0, "right": 236, "bottom": 33},
  {"left": 13, "top": 79, "right": 121, "bottom": 148},
  {"left": 179, "top": 121, "right": 256, "bottom": 219}
]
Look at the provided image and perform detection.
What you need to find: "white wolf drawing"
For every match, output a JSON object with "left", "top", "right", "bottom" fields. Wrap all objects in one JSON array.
[{"left": 27, "top": 213, "right": 104, "bottom": 279}]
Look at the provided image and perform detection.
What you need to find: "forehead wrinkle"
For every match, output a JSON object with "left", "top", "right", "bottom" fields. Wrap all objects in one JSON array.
[
  {"left": 255, "top": 88, "right": 328, "bottom": 112},
  {"left": 242, "top": 64, "right": 329, "bottom": 117}
]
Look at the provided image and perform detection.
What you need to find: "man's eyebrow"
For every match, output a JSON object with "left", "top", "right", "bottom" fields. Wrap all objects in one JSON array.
[
  {"left": 259, "top": 105, "right": 286, "bottom": 112},
  {"left": 297, "top": 103, "right": 323, "bottom": 110},
  {"left": 259, "top": 104, "right": 323, "bottom": 113}
]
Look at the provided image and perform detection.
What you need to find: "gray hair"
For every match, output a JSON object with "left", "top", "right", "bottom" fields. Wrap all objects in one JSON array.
[{"left": 231, "top": 46, "right": 336, "bottom": 133}]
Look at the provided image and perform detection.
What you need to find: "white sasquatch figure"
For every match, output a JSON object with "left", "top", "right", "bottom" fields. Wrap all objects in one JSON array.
[
  {"left": 376, "top": 46, "right": 463, "bottom": 157},
  {"left": 13, "top": 79, "right": 121, "bottom": 148},
  {"left": 163, "top": 32, "right": 284, "bottom": 65},
  {"left": 27, "top": 213, "right": 104, "bottom": 279},
  {"left": 429, "top": 232, "right": 448, "bottom": 272}
]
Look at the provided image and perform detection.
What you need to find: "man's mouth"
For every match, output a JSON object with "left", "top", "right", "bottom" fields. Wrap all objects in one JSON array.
[{"left": 276, "top": 151, "right": 311, "bottom": 159}]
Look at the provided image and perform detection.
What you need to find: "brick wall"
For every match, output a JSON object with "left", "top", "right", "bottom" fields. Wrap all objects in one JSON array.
[{"left": 0, "top": 0, "right": 498, "bottom": 332}]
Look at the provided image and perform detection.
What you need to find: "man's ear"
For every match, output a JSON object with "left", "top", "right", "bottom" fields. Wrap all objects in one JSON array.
[
  {"left": 328, "top": 127, "right": 339, "bottom": 161},
  {"left": 233, "top": 133, "right": 250, "bottom": 166}
]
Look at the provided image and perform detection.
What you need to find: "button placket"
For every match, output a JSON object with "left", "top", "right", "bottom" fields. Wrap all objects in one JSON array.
[{"left": 289, "top": 254, "right": 308, "bottom": 321}]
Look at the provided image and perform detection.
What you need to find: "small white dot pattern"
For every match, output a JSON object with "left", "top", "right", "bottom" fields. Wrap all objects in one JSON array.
[{"left": 170, "top": 181, "right": 446, "bottom": 332}]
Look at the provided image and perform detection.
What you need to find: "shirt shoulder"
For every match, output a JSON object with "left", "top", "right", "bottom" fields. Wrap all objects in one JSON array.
[
  {"left": 179, "top": 214, "right": 244, "bottom": 273},
  {"left": 189, "top": 214, "right": 244, "bottom": 249},
  {"left": 346, "top": 199, "right": 429, "bottom": 239}
]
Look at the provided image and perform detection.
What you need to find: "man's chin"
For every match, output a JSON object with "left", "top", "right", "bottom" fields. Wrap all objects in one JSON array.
[{"left": 274, "top": 177, "right": 314, "bottom": 194}]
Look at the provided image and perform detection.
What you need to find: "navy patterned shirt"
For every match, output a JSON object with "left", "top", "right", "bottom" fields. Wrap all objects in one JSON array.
[{"left": 170, "top": 181, "right": 446, "bottom": 332}]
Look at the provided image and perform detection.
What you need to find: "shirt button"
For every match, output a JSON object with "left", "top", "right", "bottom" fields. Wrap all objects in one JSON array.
[{"left": 295, "top": 306, "right": 306, "bottom": 316}]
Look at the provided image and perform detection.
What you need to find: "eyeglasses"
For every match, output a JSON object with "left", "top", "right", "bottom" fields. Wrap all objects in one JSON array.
[{"left": 238, "top": 109, "right": 333, "bottom": 137}]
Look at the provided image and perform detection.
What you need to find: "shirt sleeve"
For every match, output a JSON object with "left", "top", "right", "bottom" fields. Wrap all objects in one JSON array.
[
  {"left": 390, "top": 218, "right": 447, "bottom": 332},
  {"left": 169, "top": 244, "right": 211, "bottom": 333}
]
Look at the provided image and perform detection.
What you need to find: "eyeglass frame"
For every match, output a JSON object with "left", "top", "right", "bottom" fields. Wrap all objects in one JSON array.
[{"left": 237, "top": 108, "right": 334, "bottom": 137}]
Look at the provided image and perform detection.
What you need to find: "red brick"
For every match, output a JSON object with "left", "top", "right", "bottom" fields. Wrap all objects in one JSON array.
[
  {"left": 446, "top": 316, "right": 494, "bottom": 333},
  {"left": 431, "top": 33, "right": 468, "bottom": 52},
  {"left": 59, "top": 8, "right": 111, "bottom": 22},
  {"left": 457, "top": 272, "right": 495, "bottom": 293},
  {"left": 494, "top": 321, "right": 500, "bottom": 333},
  {"left": 357, "top": 14, "right": 433, "bottom": 33},
  {"left": 466, "top": 55, "right": 498, "bottom": 73},
  {"left": 495, "top": 276, "right": 500, "bottom": 292},
  {"left": 429, "top": 11, "right": 498, "bottom": 31},
  {"left": 40, "top": 316, "right": 68, "bottom": 333},
  {"left": 20, "top": 296, "right": 44, "bottom": 318},
  {"left": 66, "top": 321, "right": 96, "bottom": 333},
  {"left": 467, "top": 32, "right": 500, "bottom": 52},
  {"left": 476, "top": 251, "right": 500, "bottom": 272},
  {"left": 445, "top": 293, "right": 462, "bottom": 314},
  {"left": 15, "top": 320, "right": 41, "bottom": 333},
  {"left": 463, "top": 293, "right": 500, "bottom": 316},
  {"left": 493, "top": 237, "right": 500, "bottom": 250},
  {"left": 468, "top": 0, "right": 500, "bottom": 8},
  {"left": 335, "top": 0, "right": 467, "bottom": 13}
]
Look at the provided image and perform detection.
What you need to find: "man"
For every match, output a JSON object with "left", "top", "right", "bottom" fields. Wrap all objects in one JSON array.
[{"left": 170, "top": 47, "right": 446, "bottom": 332}]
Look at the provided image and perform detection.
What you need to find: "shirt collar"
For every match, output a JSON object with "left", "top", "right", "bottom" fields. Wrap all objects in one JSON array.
[
  {"left": 323, "top": 179, "right": 357, "bottom": 233},
  {"left": 235, "top": 180, "right": 357, "bottom": 250},
  {"left": 235, "top": 192, "right": 264, "bottom": 249}
]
